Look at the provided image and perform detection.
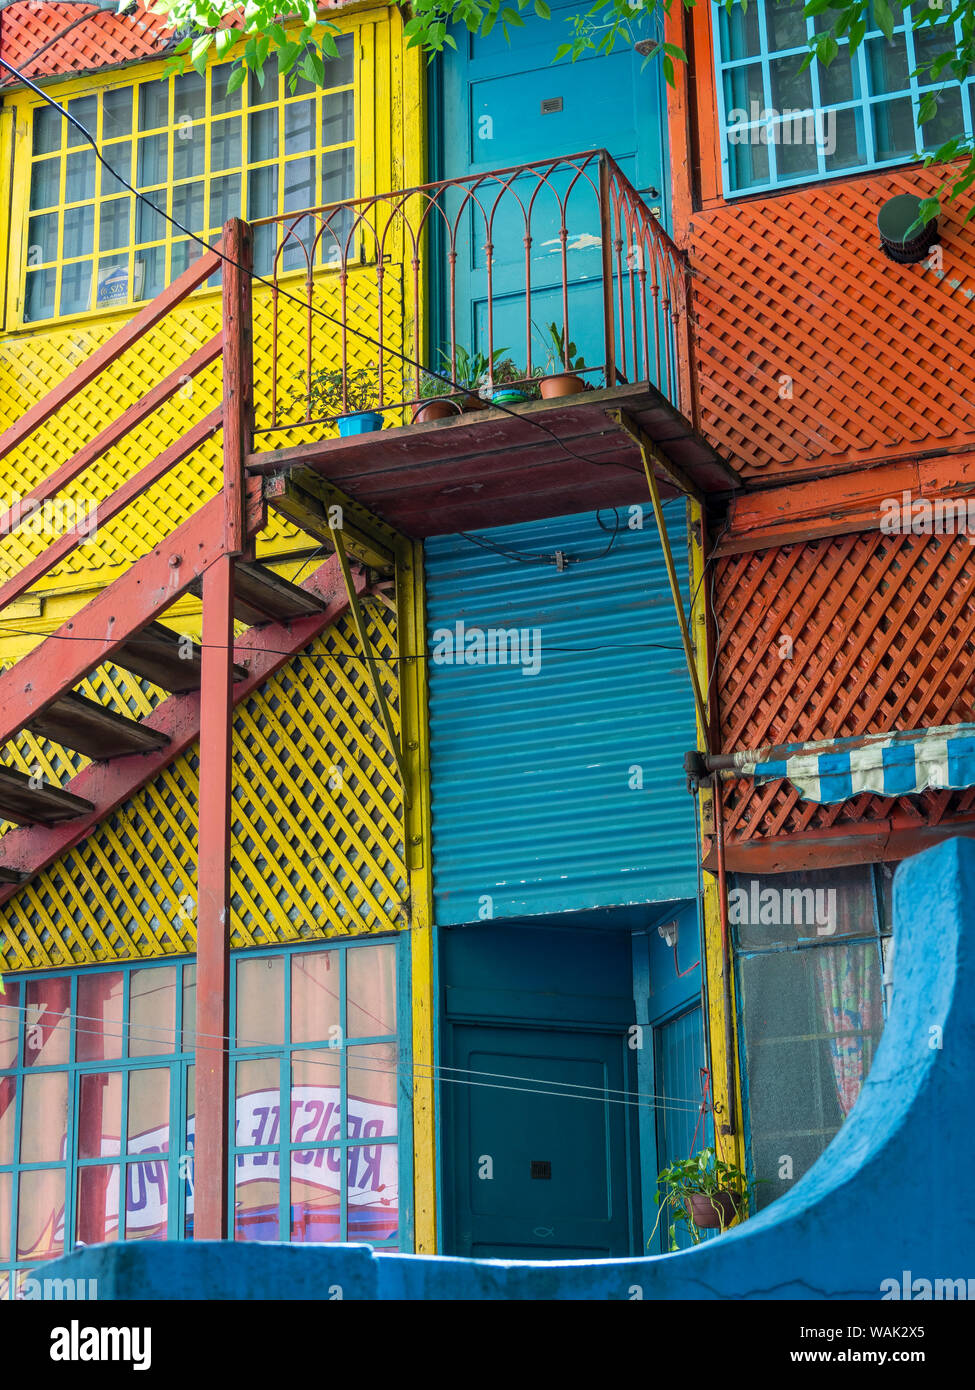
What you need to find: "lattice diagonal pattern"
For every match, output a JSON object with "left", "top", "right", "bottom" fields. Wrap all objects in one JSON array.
[
  {"left": 0, "top": 266, "right": 404, "bottom": 586},
  {"left": 689, "top": 166, "right": 975, "bottom": 478},
  {"left": 0, "top": 601, "right": 407, "bottom": 972},
  {"left": 715, "top": 530, "right": 975, "bottom": 843},
  {"left": 0, "top": 3, "right": 171, "bottom": 78}
]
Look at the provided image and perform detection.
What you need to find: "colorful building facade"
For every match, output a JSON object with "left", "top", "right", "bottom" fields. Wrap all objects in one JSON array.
[{"left": 0, "top": 0, "right": 972, "bottom": 1292}]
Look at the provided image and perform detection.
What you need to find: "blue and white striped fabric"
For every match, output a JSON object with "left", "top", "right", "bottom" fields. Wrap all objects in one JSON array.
[{"left": 724, "top": 723, "right": 975, "bottom": 803}]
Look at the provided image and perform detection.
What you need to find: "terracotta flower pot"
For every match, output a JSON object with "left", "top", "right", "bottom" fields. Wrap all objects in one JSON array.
[
  {"left": 412, "top": 399, "right": 458, "bottom": 424},
  {"left": 687, "top": 1190, "right": 741, "bottom": 1230},
  {"left": 460, "top": 393, "right": 487, "bottom": 412},
  {"left": 539, "top": 372, "right": 585, "bottom": 400}
]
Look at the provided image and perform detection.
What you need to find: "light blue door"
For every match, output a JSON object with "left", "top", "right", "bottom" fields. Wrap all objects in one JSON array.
[
  {"left": 653, "top": 1004, "right": 713, "bottom": 1251},
  {"left": 436, "top": 1, "right": 669, "bottom": 379}
]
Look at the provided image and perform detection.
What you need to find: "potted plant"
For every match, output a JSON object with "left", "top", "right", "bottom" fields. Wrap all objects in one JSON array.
[
  {"left": 650, "top": 1146, "right": 754, "bottom": 1250},
  {"left": 303, "top": 366, "right": 384, "bottom": 436},
  {"left": 448, "top": 345, "right": 511, "bottom": 411},
  {"left": 410, "top": 370, "right": 461, "bottom": 425},
  {"left": 536, "top": 321, "right": 588, "bottom": 399},
  {"left": 484, "top": 356, "right": 534, "bottom": 405}
]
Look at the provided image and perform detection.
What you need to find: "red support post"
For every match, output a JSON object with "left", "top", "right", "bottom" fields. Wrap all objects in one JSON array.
[
  {"left": 194, "top": 552, "right": 236, "bottom": 1240},
  {"left": 221, "top": 218, "right": 254, "bottom": 557}
]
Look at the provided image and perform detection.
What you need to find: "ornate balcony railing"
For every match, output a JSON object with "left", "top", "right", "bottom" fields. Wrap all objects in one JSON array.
[{"left": 249, "top": 149, "right": 692, "bottom": 436}]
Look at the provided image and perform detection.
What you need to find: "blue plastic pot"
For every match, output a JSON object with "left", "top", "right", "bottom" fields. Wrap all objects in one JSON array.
[
  {"left": 489, "top": 388, "right": 527, "bottom": 405},
  {"left": 337, "top": 411, "right": 384, "bottom": 437}
]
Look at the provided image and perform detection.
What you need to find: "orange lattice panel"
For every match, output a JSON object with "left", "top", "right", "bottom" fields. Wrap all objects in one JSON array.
[
  {"left": 715, "top": 529, "right": 975, "bottom": 844},
  {"left": 0, "top": 3, "right": 172, "bottom": 77},
  {"left": 690, "top": 167, "right": 975, "bottom": 480}
]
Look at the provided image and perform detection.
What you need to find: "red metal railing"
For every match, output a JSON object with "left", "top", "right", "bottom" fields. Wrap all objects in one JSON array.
[{"left": 251, "top": 149, "right": 691, "bottom": 431}]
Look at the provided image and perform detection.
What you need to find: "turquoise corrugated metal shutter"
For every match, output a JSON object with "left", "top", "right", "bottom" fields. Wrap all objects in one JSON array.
[{"left": 424, "top": 505, "right": 698, "bottom": 925}]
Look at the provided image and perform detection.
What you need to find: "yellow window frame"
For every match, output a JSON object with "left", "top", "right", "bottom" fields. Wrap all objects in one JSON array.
[{"left": 2, "top": 9, "right": 403, "bottom": 333}]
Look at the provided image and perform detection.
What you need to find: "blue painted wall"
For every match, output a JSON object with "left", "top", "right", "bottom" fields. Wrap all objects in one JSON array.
[
  {"left": 424, "top": 506, "right": 700, "bottom": 925},
  {"left": 43, "top": 835, "right": 975, "bottom": 1297}
]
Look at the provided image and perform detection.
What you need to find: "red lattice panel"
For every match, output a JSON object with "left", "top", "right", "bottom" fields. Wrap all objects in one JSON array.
[
  {"left": 690, "top": 167, "right": 975, "bottom": 479},
  {"left": 0, "top": 3, "right": 171, "bottom": 77},
  {"left": 716, "top": 529, "right": 975, "bottom": 843}
]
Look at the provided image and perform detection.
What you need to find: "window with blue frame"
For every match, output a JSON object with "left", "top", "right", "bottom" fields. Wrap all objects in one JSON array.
[
  {"left": 731, "top": 862, "right": 895, "bottom": 1210},
  {"left": 713, "top": 0, "right": 974, "bottom": 194},
  {"left": 1, "top": 938, "right": 405, "bottom": 1297}
]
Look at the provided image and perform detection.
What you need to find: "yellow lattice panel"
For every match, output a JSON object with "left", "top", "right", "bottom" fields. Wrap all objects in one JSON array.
[{"left": 0, "top": 600, "right": 407, "bottom": 972}]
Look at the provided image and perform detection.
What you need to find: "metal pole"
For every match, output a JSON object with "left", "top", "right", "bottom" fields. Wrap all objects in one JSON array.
[{"left": 193, "top": 554, "right": 235, "bottom": 1239}]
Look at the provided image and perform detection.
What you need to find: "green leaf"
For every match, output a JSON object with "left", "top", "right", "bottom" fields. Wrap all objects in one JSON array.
[
  {"left": 190, "top": 33, "right": 211, "bottom": 76},
  {"left": 818, "top": 32, "right": 838, "bottom": 66},
  {"left": 276, "top": 41, "right": 302, "bottom": 78},
  {"left": 662, "top": 53, "right": 675, "bottom": 86},
  {"left": 534, "top": 0, "right": 551, "bottom": 15},
  {"left": 214, "top": 28, "right": 235, "bottom": 60},
  {"left": 873, "top": 0, "right": 895, "bottom": 41},
  {"left": 225, "top": 65, "right": 247, "bottom": 95}
]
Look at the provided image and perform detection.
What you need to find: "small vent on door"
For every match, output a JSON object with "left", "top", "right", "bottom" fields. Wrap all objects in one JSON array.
[
  {"left": 540, "top": 97, "right": 563, "bottom": 115},
  {"left": 530, "top": 1160, "right": 552, "bottom": 1179}
]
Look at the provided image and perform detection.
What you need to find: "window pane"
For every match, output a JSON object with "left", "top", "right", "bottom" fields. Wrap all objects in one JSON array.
[
  {"left": 135, "top": 188, "right": 168, "bottom": 244},
  {"left": 77, "top": 1165, "right": 120, "bottom": 1245},
  {"left": 138, "top": 80, "right": 170, "bottom": 131},
  {"left": 912, "top": 17, "right": 955, "bottom": 75},
  {"left": 348, "top": 1142, "right": 398, "bottom": 1242},
  {"left": 124, "top": 1159, "right": 168, "bottom": 1240},
  {"left": 99, "top": 198, "right": 131, "bottom": 254},
  {"left": 731, "top": 864, "right": 877, "bottom": 949},
  {"left": 723, "top": 61, "right": 765, "bottom": 116},
  {"left": 183, "top": 1064, "right": 195, "bottom": 1238},
  {"left": 100, "top": 142, "right": 131, "bottom": 196},
  {"left": 290, "top": 1150, "right": 341, "bottom": 1242},
  {"left": 249, "top": 164, "right": 278, "bottom": 223},
  {"left": 209, "top": 115, "right": 242, "bottom": 172},
  {"left": 17, "top": 1169, "right": 65, "bottom": 1262},
  {"left": 95, "top": 255, "right": 134, "bottom": 309},
  {"left": 172, "top": 129, "right": 206, "bottom": 181},
  {"left": 78, "top": 1071, "right": 122, "bottom": 1159},
  {"left": 64, "top": 149, "right": 95, "bottom": 204},
  {"left": 292, "top": 950, "right": 340, "bottom": 1044},
  {"left": 0, "top": 1171, "right": 10, "bottom": 1262},
  {"left": 323, "top": 90, "right": 354, "bottom": 148},
  {"left": 210, "top": 63, "right": 243, "bottom": 115},
  {"left": 137, "top": 132, "right": 169, "bottom": 188},
  {"left": 770, "top": 53, "right": 813, "bottom": 111},
  {"left": 208, "top": 172, "right": 242, "bottom": 232},
  {"left": 0, "top": 981, "right": 19, "bottom": 1069},
  {"left": 27, "top": 211, "right": 59, "bottom": 265},
  {"left": 0, "top": 1076, "right": 14, "bottom": 1165},
  {"left": 323, "top": 145, "right": 354, "bottom": 203},
  {"left": 102, "top": 86, "right": 133, "bottom": 139},
  {"left": 283, "top": 99, "right": 316, "bottom": 155},
  {"left": 29, "top": 158, "right": 61, "bottom": 211},
  {"left": 872, "top": 96, "right": 917, "bottom": 161},
  {"left": 283, "top": 155, "right": 315, "bottom": 212},
  {"left": 66, "top": 95, "right": 97, "bottom": 144},
  {"left": 22, "top": 1071, "right": 68, "bottom": 1163},
  {"left": 236, "top": 955, "right": 284, "bottom": 1046},
  {"left": 63, "top": 204, "right": 95, "bottom": 258},
  {"left": 171, "top": 181, "right": 205, "bottom": 233},
  {"left": 923, "top": 87, "right": 965, "bottom": 151},
  {"left": 291, "top": 1049, "right": 341, "bottom": 1142},
  {"left": 348, "top": 1043, "right": 397, "bottom": 1137},
  {"left": 766, "top": 1, "right": 807, "bottom": 52},
  {"left": 235, "top": 1057, "right": 280, "bottom": 1149},
  {"left": 24, "top": 978, "right": 70, "bottom": 1066},
  {"left": 33, "top": 106, "right": 62, "bottom": 156},
  {"left": 819, "top": 48, "right": 858, "bottom": 105},
  {"left": 136, "top": 246, "right": 165, "bottom": 300},
  {"left": 127, "top": 1069, "right": 170, "bottom": 1154},
  {"left": 249, "top": 106, "right": 277, "bottom": 161},
  {"left": 866, "top": 35, "right": 910, "bottom": 93},
  {"left": 129, "top": 967, "right": 177, "bottom": 1058},
  {"left": 774, "top": 123, "right": 819, "bottom": 179},
  {"left": 24, "top": 268, "right": 56, "bottom": 321},
  {"left": 60, "top": 260, "right": 93, "bottom": 316},
  {"left": 182, "top": 965, "right": 197, "bottom": 1052},
  {"left": 235, "top": 1165, "right": 278, "bottom": 1240},
  {"left": 824, "top": 106, "right": 868, "bottom": 172},
  {"left": 347, "top": 944, "right": 396, "bottom": 1037},
  {"left": 325, "top": 35, "right": 354, "bottom": 88},
  {"left": 173, "top": 70, "right": 206, "bottom": 122}
]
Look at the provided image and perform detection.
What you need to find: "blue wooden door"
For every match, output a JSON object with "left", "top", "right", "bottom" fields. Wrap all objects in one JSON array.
[
  {"left": 653, "top": 1004, "right": 713, "bottom": 1251},
  {"left": 445, "top": 1023, "right": 636, "bottom": 1258},
  {"left": 436, "top": 1, "right": 669, "bottom": 380}
]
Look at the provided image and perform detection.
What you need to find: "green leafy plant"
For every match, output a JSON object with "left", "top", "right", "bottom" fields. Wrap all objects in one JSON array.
[
  {"left": 449, "top": 344, "right": 511, "bottom": 393},
  {"left": 650, "top": 1146, "right": 756, "bottom": 1251},
  {"left": 536, "top": 320, "right": 587, "bottom": 376},
  {"left": 294, "top": 366, "right": 380, "bottom": 419}
]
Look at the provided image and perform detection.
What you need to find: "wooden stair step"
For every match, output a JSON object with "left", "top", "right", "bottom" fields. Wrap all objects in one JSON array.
[
  {"left": 28, "top": 692, "right": 171, "bottom": 761},
  {"left": 0, "top": 766, "right": 94, "bottom": 826},
  {"left": 0, "top": 866, "right": 24, "bottom": 885},
  {"left": 115, "top": 622, "right": 246, "bottom": 693},
  {"left": 190, "top": 560, "right": 330, "bottom": 626}
]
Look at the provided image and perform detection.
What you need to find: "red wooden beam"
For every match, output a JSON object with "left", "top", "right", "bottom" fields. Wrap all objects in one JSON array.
[
  {"left": 0, "top": 408, "right": 223, "bottom": 616},
  {"left": 0, "top": 336, "right": 223, "bottom": 540},
  {"left": 0, "top": 247, "right": 223, "bottom": 466},
  {"left": 0, "top": 479, "right": 264, "bottom": 746},
  {"left": 0, "top": 555, "right": 366, "bottom": 899},
  {"left": 221, "top": 218, "right": 253, "bottom": 556},
  {"left": 194, "top": 552, "right": 235, "bottom": 1240}
]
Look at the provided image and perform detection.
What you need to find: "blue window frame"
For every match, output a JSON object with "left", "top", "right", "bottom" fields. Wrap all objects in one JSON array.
[
  {"left": 713, "top": 0, "right": 975, "bottom": 194},
  {"left": 229, "top": 937, "right": 409, "bottom": 1247},
  {"left": 1, "top": 937, "right": 411, "bottom": 1297}
]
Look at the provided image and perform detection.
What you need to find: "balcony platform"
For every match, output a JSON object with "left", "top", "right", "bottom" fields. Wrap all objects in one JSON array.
[{"left": 247, "top": 382, "right": 739, "bottom": 538}]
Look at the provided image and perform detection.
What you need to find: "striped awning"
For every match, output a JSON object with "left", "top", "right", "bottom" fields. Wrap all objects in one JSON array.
[{"left": 716, "top": 723, "right": 975, "bottom": 804}]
